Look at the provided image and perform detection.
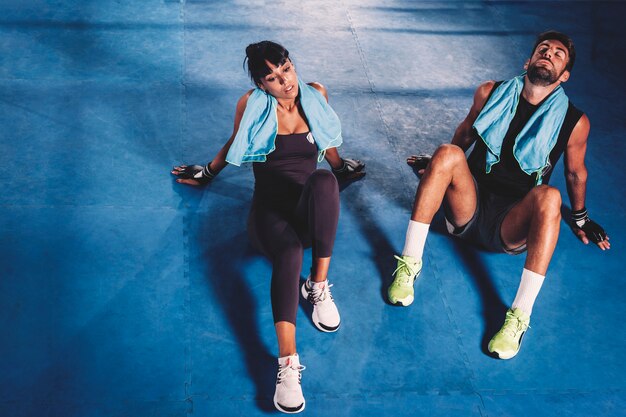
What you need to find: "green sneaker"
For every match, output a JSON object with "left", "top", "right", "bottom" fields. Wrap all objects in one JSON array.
[
  {"left": 387, "top": 255, "right": 422, "bottom": 306},
  {"left": 488, "top": 308, "right": 531, "bottom": 359}
]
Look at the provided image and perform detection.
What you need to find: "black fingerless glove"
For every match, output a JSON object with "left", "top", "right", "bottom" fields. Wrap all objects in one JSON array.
[
  {"left": 571, "top": 207, "right": 607, "bottom": 243},
  {"left": 177, "top": 162, "right": 217, "bottom": 185},
  {"left": 412, "top": 154, "right": 432, "bottom": 171},
  {"left": 332, "top": 158, "right": 365, "bottom": 180}
]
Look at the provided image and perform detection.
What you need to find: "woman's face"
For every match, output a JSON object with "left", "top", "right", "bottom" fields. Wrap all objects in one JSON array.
[{"left": 258, "top": 59, "right": 299, "bottom": 100}]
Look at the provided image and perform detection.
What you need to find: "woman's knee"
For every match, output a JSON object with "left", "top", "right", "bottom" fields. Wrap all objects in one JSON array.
[
  {"left": 273, "top": 238, "right": 304, "bottom": 267},
  {"left": 250, "top": 218, "right": 304, "bottom": 262},
  {"left": 308, "top": 169, "right": 339, "bottom": 193}
]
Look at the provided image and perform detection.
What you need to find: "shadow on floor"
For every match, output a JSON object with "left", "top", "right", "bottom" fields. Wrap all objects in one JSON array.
[{"left": 177, "top": 184, "right": 277, "bottom": 412}]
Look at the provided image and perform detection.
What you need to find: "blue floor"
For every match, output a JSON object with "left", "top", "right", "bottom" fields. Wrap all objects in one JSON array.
[{"left": 1, "top": 1, "right": 625, "bottom": 416}]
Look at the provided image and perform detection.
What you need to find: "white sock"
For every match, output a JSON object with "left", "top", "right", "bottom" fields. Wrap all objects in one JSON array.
[
  {"left": 278, "top": 353, "right": 299, "bottom": 365},
  {"left": 402, "top": 220, "right": 430, "bottom": 260},
  {"left": 511, "top": 268, "right": 545, "bottom": 316},
  {"left": 309, "top": 278, "right": 326, "bottom": 289}
]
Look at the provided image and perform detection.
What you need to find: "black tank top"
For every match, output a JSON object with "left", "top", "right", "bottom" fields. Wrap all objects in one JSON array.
[
  {"left": 252, "top": 132, "right": 318, "bottom": 204},
  {"left": 468, "top": 81, "right": 584, "bottom": 198}
]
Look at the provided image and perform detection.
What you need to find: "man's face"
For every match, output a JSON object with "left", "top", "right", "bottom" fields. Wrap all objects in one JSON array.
[{"left": 526, "top": 39, "right": 570, "bottom": 86}]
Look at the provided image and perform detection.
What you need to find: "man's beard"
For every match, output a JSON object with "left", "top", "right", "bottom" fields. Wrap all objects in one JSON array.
[{"left": 527, "top": 62, "right": 559, "bottom": 86}]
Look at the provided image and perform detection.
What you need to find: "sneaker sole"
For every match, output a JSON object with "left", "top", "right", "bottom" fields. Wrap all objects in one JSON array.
[
  {"left": 312, "top": 310, "right": 340, "bottom": 332},
  {"left": 391, "top": 295, "right": 414, "bottom": 306},
  {"left": 274, "top": 397, "right": 305, "bottom": 414},
  {"left": 490, "top": 349, "right": 519, "bottom": 360},
  {"left": 301, "top": 282, "right": 341, "bottom": 333}
]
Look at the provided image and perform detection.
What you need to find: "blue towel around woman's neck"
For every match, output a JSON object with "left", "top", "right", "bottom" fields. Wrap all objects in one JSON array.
[
  {"left": 226, "top": 79, "right": 343, "bottom": 166},
  {"left": 472, "top": 74, "right": 569, "bottom": 184}
]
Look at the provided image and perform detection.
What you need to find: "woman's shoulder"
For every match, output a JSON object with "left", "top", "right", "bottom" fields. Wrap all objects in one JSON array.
[
  {"left": 235, "top": 89, "right": 256, "bottom": 113},
  {"left": 239, "top": 89, "right": 255, "bottom": 103},
  {"left": 307, "top": 82, "right": 326, "bottom": 94},
  {"left": 307, "top": 82, "right": 328, "bottom": 101}
]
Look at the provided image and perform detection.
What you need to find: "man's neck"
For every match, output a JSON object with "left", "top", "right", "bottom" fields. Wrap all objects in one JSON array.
[{"left": 521, "top": 75, "right": 561, "bottom": 105}]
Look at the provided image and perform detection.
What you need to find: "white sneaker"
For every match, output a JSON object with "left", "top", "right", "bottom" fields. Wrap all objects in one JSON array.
[
  {"left": 301, "top": 277, "right": 341, "bottom": 332},
  {"left": 273, "top": 354, "right": 306, "bottom": 414}
]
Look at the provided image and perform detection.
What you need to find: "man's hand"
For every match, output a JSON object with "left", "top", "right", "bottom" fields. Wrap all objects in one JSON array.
[
  {"left": 171, "top": 163, "right": 216, "bottom": 186},
  {"left": 571, "top": 207, "right": 610, "bottom": 250},
  {"left": 407, "top": 154, "right": 431, "bottom": 177},
  {"left": 332, "top": 158, "right": 366, "bottom": 181}
]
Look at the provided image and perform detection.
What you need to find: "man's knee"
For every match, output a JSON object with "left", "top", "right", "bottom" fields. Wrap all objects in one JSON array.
[
  {"left": 531, "top": 185, "right": 562, "bottom": 219},
  {"left": 431, "top": 144, "right": 467, "bottom": 171}
]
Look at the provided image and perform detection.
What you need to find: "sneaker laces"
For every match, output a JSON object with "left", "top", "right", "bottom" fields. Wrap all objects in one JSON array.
[
  {"left": 392, "top": 255, "right": 418, "bottom": 285},
  {"left": 277, "top": 361, "right": 306, "bottom": 384},
  {"left": 502, "top": 310, "right": 530, "bottom": 337},
  {"left": 308, "top": 280, "right": 334, "bottom": 304}
]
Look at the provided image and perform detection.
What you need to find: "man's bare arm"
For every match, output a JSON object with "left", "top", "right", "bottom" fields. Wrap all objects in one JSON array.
[
  {"left": 564, "top": 114, "right": 610, "bottom": 250},
  {"left": 451, "top": 81, "right": 495, "bottom": 151}
]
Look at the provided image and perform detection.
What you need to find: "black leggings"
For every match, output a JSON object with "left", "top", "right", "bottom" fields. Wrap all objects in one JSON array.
[{"left": 247, "top": 169, "right": 340, "bottom": 324}]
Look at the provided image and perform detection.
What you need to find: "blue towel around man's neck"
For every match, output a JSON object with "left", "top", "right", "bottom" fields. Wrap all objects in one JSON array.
[
  {"left": 472, "top": 74, "right": 569, "bottom": 184},
  {"left": 226, "top": 79, "right": 343, "bottom": 166}
]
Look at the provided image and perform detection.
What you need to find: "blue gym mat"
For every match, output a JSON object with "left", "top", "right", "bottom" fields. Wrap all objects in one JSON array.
[{"left": 1, "top": 1, "right": 624, "bottom": 416}]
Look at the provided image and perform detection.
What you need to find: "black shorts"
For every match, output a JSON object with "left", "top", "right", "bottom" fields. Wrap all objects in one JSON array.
[{"left": 444, "top": 180, "right": 527, "bottom": 255}]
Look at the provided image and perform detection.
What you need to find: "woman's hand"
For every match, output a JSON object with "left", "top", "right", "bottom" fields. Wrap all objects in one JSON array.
[
  {"left": 332, "top": 158, "right": 366, "bottom": 181},
  {"left": 171, "top": 164, "right": 216, "bottom": 186}
]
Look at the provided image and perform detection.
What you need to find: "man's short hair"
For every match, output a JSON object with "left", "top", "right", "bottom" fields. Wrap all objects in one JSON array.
[{"left": 532, "top": 30, "right": 576, "bottom": 72}]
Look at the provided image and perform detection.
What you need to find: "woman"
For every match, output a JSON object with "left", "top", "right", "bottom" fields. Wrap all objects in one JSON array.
[{"left": 171, "top": 41, "right": 364, "bottom": 414}]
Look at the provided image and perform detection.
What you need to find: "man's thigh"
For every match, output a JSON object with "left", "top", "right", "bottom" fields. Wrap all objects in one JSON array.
[
  {"left": 447, "top": 185, "right": 524, "bottom": 254},
  {"left": 499, "top": 192, "right": 536, "bottom": 249},
  {"left": 441, "top": 162, "right": 478, "bottom": 228}
]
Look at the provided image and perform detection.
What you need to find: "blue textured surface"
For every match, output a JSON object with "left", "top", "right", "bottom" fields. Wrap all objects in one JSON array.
[{"left": 1, "top": 1, "right": 625, "bottom": 416}]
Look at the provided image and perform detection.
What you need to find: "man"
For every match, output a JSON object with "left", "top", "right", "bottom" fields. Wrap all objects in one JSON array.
[{"left": 388, "top": 31, "right": 610, "bottom": 359}]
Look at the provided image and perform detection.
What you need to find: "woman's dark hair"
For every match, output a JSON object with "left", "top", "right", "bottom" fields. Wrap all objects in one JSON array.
[
  {"left": 244, "top": 41, "right": 290, "bottom": 86},
  {"left": 532, "top": 30, "right": 576, "bottom": 72}
]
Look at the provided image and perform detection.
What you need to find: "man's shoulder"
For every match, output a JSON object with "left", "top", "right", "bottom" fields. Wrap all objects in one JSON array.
[
  {"left": 473, "top": 81, "right": 499, "bottom": 110},
  {"left": 566, "top": 100, "right": 584, "bottom": 116},
  {"left": 476, "top": 80, "right": 503, "bottom": 104},
  {"left": 566, "top": 100, "right": 585, "bottom": 124}
]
